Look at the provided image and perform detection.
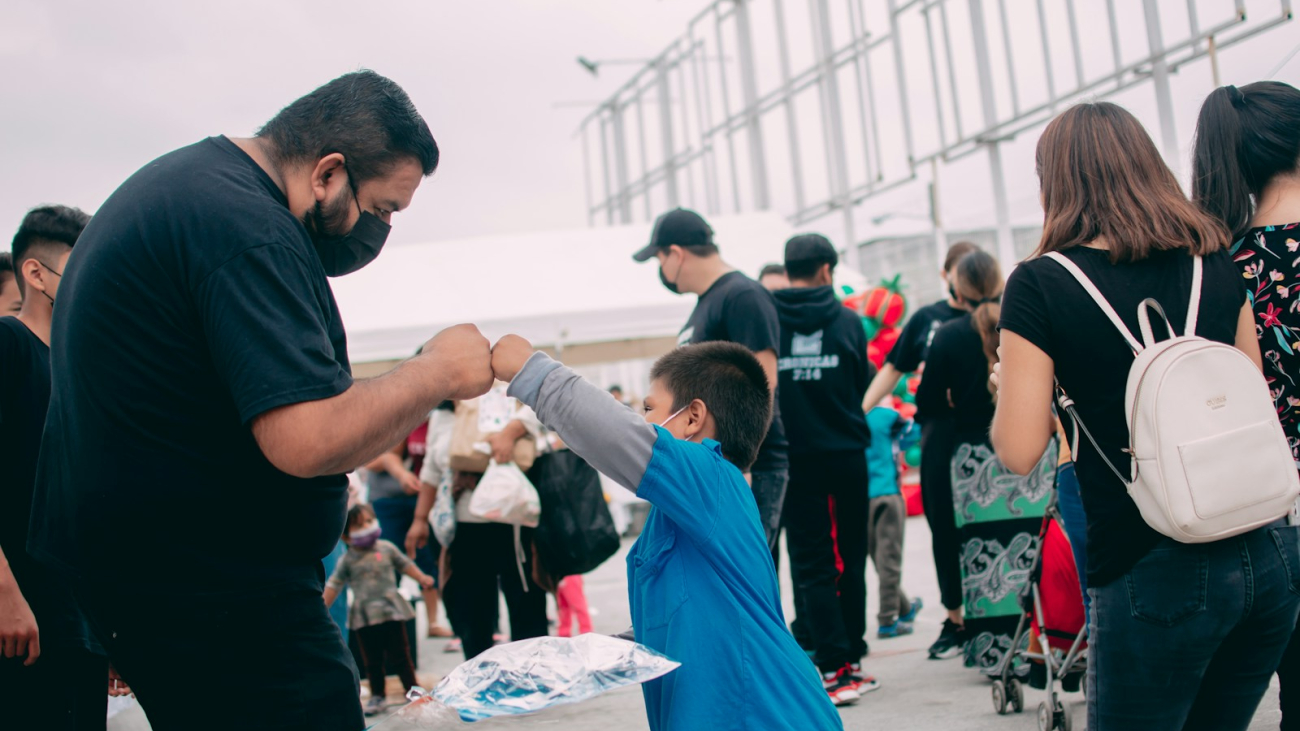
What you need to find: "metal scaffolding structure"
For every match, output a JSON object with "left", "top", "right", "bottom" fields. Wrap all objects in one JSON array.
[{"left": 577, "top": 0, "right": 1294, "bottom": 271}]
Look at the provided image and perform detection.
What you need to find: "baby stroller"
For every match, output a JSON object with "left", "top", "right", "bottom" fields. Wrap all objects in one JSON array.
[{"left": 989, "top": 492, "right": 1088, "bottom": 731}]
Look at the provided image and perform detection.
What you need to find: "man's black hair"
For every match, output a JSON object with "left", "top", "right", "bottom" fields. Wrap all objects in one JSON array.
[
  {"left": 785, "top": 256, "right": 835, "bottom": 281},
  {"left": 650, "top": 342, "right": 771, "bottom": 471},
  {"left": 11, "top": 204, "right": 90, "bottom": 297},
  {"left": 759, "top": 263, "right": 786, "bottom": 278},
  {"left": 257, "top": 70, "right": 439, "bottom": 185},
  {"left": 0, "top": 252, "right": 12, "bottom": 278}
]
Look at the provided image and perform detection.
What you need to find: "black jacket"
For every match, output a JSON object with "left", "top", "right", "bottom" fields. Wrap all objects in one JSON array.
[{"left": 773, "top": 286, "right": 871, "bottom": 454}]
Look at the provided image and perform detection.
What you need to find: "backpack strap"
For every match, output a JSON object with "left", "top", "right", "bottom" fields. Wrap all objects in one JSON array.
[
  {"left": 1054, "top": 381, "right": 1133, "bottom": 486},
  {"left": 1186, "top": 255, "right": 1203, "bottom": 336},
  {"left": 1044, "top": 252, "right": 1144, "bottom": 353}
]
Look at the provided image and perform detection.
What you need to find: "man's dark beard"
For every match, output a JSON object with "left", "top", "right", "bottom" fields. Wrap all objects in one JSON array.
[{"left": 303, "top": 186, "right": 354, "bottom": 242}]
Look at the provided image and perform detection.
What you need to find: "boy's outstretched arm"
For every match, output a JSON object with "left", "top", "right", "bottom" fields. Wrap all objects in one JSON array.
[{"left": 493, "top": 335, "right": 655, "bottom": 494}]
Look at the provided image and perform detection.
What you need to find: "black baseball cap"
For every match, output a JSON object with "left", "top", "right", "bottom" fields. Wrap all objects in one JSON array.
[
  {"left": 632, "top": 208, "right": 714, "bottom": 262},
  {"left": 784, "top": 233, "right": 838, "bottom": 267}
]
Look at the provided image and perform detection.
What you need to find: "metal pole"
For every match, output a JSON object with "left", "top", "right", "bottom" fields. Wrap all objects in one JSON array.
[
  {"left": 599, "top": 116, "right": 614, "bottom": 225},
  {"left": 968, "top": 0, "right": 1016, "bottom": 267},
  {"left": 656, "top": 62, "right": 681, "bottom": 208},
  {"left": 610, "top": 102, "right": 633, "bottom": 224},
  {"left": 1208, "top": 35, "right": 1222, "bottom": 87},
  {"left": 582, "top": 123, "right": 594, "bottom": 227},
  {"left": 1143, "top": 0, "right": 1182, "bottom": 177},
  {"left": 885, "top": 0, "right": 917, "bottom": 166},
  {"left": 634, "top": 92, "right": 653, "bottom": 219},
  {"left": 811, "top": 0, "right": 860, "bottom": 271},
  {"left": 930, "top": 158, "right": 948, "bottom": 300},
  {"left": 773, "top": 0, "right": 808, "bottom": 214},
  {"left": 732, "top": 0, "right": 771, "bottom": 210}
]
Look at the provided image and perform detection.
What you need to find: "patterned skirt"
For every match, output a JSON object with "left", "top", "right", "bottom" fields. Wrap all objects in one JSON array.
[{"left": 950, "top": 437, "right": 1057, "bottom": 675}]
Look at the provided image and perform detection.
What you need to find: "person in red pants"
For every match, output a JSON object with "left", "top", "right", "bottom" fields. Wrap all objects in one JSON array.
[{"left": 555, "top": 576, "right": 593, "bottom": 637}]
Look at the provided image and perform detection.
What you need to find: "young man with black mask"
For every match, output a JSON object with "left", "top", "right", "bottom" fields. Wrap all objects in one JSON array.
[
  {"left": 0, "top": 205, "right": 113, "bottom": 731},
  {"left": 773, "top": 234, "right": 876, "bottom": 706},
  {"left": 860, "top": 240, "right": 981, "bottom": 660},
  {"left": 633, "top": 208, "right": 789, "bottom": 558},
  {"left": 28, "top": 72, "right": 495, "bottom": 731}
]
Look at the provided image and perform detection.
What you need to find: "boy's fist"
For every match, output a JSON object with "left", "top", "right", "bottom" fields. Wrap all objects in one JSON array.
[{"left": 491, "top": 335, "right": 534, "bottom": 383}]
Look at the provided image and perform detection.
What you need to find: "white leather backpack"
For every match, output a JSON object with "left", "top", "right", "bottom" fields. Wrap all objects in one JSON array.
[{"left": 1047, "top": 252, "right": 1299, "bottom": 543}]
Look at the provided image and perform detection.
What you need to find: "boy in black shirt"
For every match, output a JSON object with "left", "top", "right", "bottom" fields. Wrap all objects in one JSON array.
[
  {"left": 0, "top": 205, "right": 109, "bottom": 731},
  {"left": 773, "top": 234, "right": 876, "bottom": 705},
  {"left": 633, "top": 208, "right": 789, "bottom": 556}
]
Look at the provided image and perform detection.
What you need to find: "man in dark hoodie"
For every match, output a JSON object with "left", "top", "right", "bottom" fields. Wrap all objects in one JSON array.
[{"left": 773, "top": 234, "right": 876, "bottom": 706}]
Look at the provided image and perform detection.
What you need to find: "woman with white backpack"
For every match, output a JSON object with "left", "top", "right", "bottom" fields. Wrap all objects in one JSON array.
[
  {"left": 1192, "top": 80, "right": 1300, "bottom": 731},
  {"left": 992, "top": 101, "right": 1300, "bottom": 730}
]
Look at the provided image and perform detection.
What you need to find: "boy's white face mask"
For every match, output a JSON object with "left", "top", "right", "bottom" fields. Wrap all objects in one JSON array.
[{"left": 659, "top": 405, "right": 701, "bottom": 443}]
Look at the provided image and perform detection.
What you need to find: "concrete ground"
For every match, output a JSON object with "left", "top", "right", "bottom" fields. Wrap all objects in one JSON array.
[{"left": 108, "top": 516, "right": 1285, "bottom": 730}]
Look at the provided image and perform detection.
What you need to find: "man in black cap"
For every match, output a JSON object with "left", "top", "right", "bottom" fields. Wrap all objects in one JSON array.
[
  {"left": 771, "top": 234, "right": 876, "bottom": 705},
  {"left": 633, "top": 208, "right": 788, "bottom": 556}
]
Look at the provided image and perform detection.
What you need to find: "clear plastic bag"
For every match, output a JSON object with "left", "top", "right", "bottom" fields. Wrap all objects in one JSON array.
[
  {"left": 372, "top": 635, "right": 679, "bottom": 725},
  {"left": 467, "top": 461, "right": 541, "bottom": 528}
]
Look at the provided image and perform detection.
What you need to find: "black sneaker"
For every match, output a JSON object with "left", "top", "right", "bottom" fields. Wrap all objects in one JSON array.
[{"left": 927, "top": 619, "right": 967, "bottom": 660}]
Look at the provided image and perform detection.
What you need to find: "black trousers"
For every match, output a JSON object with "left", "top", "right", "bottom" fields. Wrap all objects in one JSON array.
[
  {"left": 355, "top": 621, "right": 418, "bottom": 699},
  {"left": 785, "top": 449, "right": 870, "bottom": 674},
  {"left": 0, "top": 647, "right": 107, "bottom": 731},
  {"left": 920, "top": 419, "right": 963, "bottom": 611},
  {"left": 77, "top": 580, "right": 363, "bottom": 731},
  {"left": 443, "top": 523, "right": 548, "bottom": 661}
]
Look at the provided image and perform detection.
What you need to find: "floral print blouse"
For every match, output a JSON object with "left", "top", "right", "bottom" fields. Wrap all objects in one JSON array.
[{"left": 1233, "top": 222, "right": 1300, "bottom": 462}]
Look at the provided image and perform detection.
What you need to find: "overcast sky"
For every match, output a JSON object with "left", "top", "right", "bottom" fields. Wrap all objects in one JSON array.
[{"left": 2, "top": 0, "right": 1298, "bottom": 252}]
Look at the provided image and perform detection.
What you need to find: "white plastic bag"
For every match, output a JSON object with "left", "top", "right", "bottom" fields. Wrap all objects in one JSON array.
[
  {"left": 468, "top": 461, "right": 541, "bottom": 528},
  {"left": 435, "top": 635, "right": 680, "bottom": 722}
]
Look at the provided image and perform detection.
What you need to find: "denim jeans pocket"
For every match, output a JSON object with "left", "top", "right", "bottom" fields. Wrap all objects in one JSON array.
[
  {"left": 1271, "top": 525, "right": 1300, "bottom": 597},
  {"left": 1124, "top": 545, "right": 1208, "bottom": 627}
]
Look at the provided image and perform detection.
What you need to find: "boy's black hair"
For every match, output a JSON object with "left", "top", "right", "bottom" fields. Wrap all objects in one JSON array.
[
  {"left": 11, "top": 204, "right": 90, "bottom": 297},
  {"left": 344, "top": 503, "right": 376, "bottom": 537},
  {"left": 0, "top": 252, "right": 12, "bottom": 279},
  {"left": 759, "top": 263, "right": 786, "bottom": 278},
  {"left": 257, "top": 70, "right": 439, "bottom": 186},
  {"left": 650, "top": 342, "right": 771, "bottom": 471},
  {"left": 784, "top": 256, "right": 834, "bottom": 281}
]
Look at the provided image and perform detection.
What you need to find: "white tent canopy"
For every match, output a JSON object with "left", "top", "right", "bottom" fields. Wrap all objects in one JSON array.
[{"left": 333, "top": 212, "right": 868, "bottom": 366}]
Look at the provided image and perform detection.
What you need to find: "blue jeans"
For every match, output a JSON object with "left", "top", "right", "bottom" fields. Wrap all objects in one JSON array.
[
  {"left": 750, "top": 467, "right": 789, "bottom": 555},
  {"left": 1087, "top": 522, "right": 1300, "bottom": 731},
  {"left": 1055, "top": 463, "right": 1090, "bottom": 623}
]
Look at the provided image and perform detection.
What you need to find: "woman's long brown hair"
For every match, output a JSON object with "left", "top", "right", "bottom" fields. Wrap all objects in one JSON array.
[
  {"left": 952, "top": 250, "right": 1004, "bottom": 398},
  {"left": 1035, "top": 102, "right": 1229, "bottom": 262}
]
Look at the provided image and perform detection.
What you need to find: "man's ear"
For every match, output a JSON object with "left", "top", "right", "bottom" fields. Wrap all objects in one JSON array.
[{"left": 309, "top": 153, "right": 348, "bottom": 203}]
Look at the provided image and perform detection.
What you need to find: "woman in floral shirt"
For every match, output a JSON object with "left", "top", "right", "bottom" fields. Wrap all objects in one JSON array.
[{"left": 1193, "top": 79, "right": 1300, "bottom": 731}]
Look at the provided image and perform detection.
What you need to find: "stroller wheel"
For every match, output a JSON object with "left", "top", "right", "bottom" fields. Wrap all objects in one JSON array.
[
  {"left": 1006, "top": 678, "right": 1025, "bottom": 714},
  {"left": 991, "top": 680, "right": 1008, "bottom": 715},
  {"left": 1057, "top": 701, "right": 1074, "bottom": 731},
  {"left": 1037, "top": 702, "right": 1052, "bottom": 731}
]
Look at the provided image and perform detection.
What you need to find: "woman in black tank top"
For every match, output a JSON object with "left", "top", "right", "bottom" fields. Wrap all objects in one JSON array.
[{"left": 994, "top": 101, "right": 1298, "bottom": 731}]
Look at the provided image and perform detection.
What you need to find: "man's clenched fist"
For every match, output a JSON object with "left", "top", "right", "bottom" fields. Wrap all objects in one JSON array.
[
  {"left": 421, "top": 324, "right": 494, "bottom": 401},
  {"left": 491, "top": 335, "right": 535, "bottom": 383}
]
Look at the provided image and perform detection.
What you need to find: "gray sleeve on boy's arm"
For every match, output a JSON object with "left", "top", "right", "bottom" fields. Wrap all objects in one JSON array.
[{"left": 508, "top": 352, "right": 656, "bottom": 494}]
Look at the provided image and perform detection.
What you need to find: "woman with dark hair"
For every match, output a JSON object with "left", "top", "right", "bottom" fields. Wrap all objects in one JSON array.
[
  {"left": 993, "top": 101, "right": 1299, "bottom": 730},
  {"left": 1192, "top": 80, "right": 1300, "bottom": 731},
  {"left": 916, "top": 250, "right": 1056, "bottom": 677}
]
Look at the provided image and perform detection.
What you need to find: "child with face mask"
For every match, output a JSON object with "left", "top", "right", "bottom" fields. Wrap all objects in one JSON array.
[
  {"left": 491, "top": 336, "right": 843, "bottom": 731},
  {"left": 323, "top": 503, "right": 435, "bottom": 716}
]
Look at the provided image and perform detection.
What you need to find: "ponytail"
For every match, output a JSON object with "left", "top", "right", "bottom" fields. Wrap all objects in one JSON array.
[
  {"left": 952, "top": 250, "right": 1004, "bottom": 400},
  {"left": 1193, "top": 82, "right": 1300, "bottom": 242}
]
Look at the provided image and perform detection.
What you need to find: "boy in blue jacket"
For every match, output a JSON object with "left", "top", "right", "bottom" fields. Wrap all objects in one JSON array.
[{"left": 491, "top": 336, "right": 842, "bottom": 731}]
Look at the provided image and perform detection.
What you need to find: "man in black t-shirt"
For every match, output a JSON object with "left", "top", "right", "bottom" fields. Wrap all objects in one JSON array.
[
  {"left": 773, "top": 234, "right": 877, "bottom": 703},
  {"left": 29, "top": 72, "right": 495, "bottom": 731},
  {"left": 0, "top": 205, "right": 109, "bottom": 731},
  {"left": 633, "top": 208, "right": 789, "bottom": 555},
  {"left": 860, "top": 240, "right": 980, "bottom": 659}
]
